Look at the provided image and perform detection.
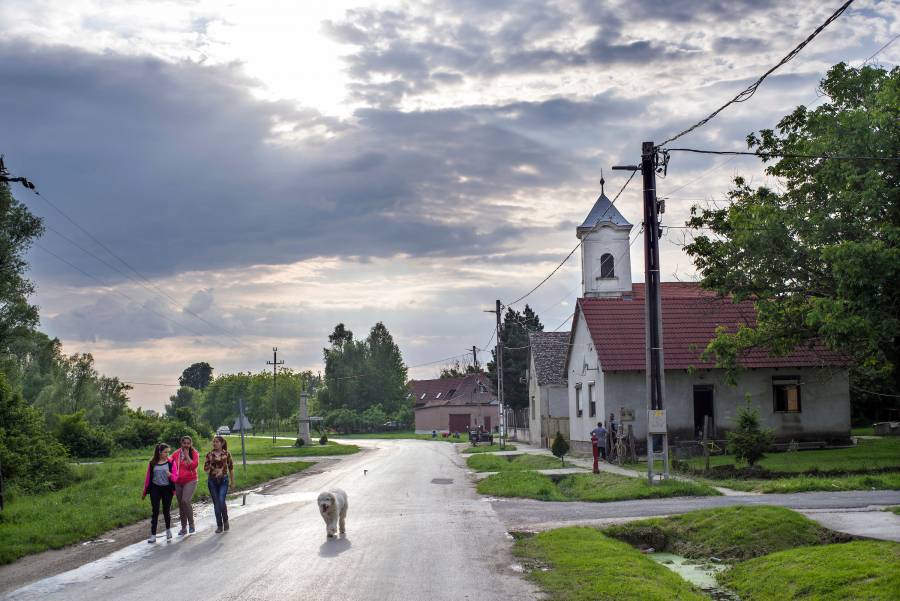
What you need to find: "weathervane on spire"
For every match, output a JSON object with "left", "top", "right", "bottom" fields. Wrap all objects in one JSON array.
[{"left": 600, "top": 168, "right": 605, "bottom": 196}]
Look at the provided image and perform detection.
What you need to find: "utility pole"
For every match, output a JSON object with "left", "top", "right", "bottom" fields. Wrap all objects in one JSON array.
[
  {"left": 614, "top": 141, "right": 669, "bottom": 483},
  {"left": 471, "top": 345, "right": 479, "bottom": 371},
  {"left": 266, "top": 347, "right": 285, "bottom": 444},
  {"left": 483, "top": 301, "right": 505, "bottom": 448}
]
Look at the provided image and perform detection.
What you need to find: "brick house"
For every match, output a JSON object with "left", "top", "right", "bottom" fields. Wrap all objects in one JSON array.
[{"left": 411, "top": 372, "right": 498, "bottom": 434}]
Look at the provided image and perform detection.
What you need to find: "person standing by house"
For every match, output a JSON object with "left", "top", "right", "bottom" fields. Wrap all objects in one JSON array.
[
  {"left": 590, "top": 422, "right": 608, "bottom": 461},
  {"left": 142, "top": 443, "right": 178, "bottom": 543},
  {"left": 204, "top": 435, "right": 234, "bottom": 533},
  {"left": 608, "top": 413, "right": 618, "bottom": 461},
  {"left": 173, "top": 435, "right": 199, "bottom": 535}
]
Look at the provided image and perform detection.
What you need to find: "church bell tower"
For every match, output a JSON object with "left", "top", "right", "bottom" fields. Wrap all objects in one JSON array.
[{"left": 577, "top": 176, "right": 633, "bottom": 297}]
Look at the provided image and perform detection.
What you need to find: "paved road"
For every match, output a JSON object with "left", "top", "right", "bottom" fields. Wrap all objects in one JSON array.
[
  {"left": 3, "top": 440, "right": 538, "bottom": 601},
  {"left": 494, "top": 489, "right": 900, "bottom": 534}
]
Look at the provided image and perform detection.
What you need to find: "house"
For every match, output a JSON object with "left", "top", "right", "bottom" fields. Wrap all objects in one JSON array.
[
  {"left": 411, "top": 372, "right": 498, "bottom": 434},
  {"left": 562, "top": 187, "right": 851, "bottom": 455},
  {"left": 526, "top": 331, "right": 570, "bottom": 447}
]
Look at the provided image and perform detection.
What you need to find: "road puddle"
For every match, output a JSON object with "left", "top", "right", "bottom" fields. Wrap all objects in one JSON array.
[{"left": 647, "top": 553, "right": 739, "bottom": 600}]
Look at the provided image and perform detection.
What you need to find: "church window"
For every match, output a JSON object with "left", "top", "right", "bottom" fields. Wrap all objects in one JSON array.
[{"left": 600, "top": 253, "right": 615, "bottom": 278}]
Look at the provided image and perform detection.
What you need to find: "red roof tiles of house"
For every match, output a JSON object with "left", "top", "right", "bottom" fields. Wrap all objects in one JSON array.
[
  {"left": 409, "top": 372, "right": 495, "bottom": 409},
  {"left": 575, "top": 282, "right": 848, "bottom": 372}
]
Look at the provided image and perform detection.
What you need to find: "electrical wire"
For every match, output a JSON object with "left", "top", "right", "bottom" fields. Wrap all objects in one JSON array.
[
  {"left": 659, "top": 0, "right": 856, "bottom": 147},
  {"left": 665, "top": 148, "right": 898, "bottom": 161}
]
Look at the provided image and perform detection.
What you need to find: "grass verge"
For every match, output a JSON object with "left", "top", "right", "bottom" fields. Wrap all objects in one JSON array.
[
  {"left": 467, "top": 453, "right": 563, "bottom": 472},
  {"left": 886, "top": 506, "right": 900, "bottom": 515},
  {"left": 478, "top": 471, "right": 719, "bottom": 502},
  {"left": 461, "top": 444, "right": 517, "bottom": 454},
  {"left": 721, "top": 540, "right": 900, "bottom": 600},
  {"left": 333, "top": 431, "right": 463, "bottom": 442},
  {"left": 514, "top": 527, "right": 707, "bottom": 601},
  {"left": 221, "top": 436, "right": 358, "bottom": 458},
  {"left": 693, "top": 471, "right": 900, "bottom": 493},
  {"left": 0, "top": 460, "right": 313, "bottom": 565},
  {"left": 604, "top": 506, "right": 845, "bottom": 561}
]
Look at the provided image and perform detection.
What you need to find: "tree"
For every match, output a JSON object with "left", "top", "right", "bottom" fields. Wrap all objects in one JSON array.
[
  {"left": 684, "top": 64, "right": 900, "bottom": 419},
  {"left": 97, "top": 376, "right": 131, "bottom": 425},
  {"left": 166, "top": 386, "right": 201, "bottom": 417},
  {"left": 439, "top": 360, "right": 479, "bottom": 379},
  {"left": 487, "top": 305, "right": 543, "bottom": 410},
  {"left": 363, "top": 322, "right": 408, "bottom": 415},
  {"left": 551, "top": 431, "right": 569, "bottom": 467},
  {"left": 726, "top": 402, "right": 774, "bottom": 467},
  {"left": 0, "top": 169, "right": 44, "bottom": 354},
  {"left": 179, "top": 362, "right": 214, "bottom": 390}
]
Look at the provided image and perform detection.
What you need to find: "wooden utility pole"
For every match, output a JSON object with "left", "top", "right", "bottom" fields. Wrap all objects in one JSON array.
[
  {"left": 472, "top": 345, "right": 479, "bottom": 371},
  {"left": 484, "top": 301, "right": 505, "bottom": 448},
  {"left": 267, "top": 347, "right": 285, "bottom": 444}
]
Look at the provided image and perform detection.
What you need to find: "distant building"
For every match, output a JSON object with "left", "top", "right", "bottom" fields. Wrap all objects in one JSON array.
[
  {"left": 232, "top": 415, "right": 253, "bottom": 432},
  {"left": 411, "top": 372, "right": 498, "bottom": 434},
  {"left": 526, "top": 331, "right": 570, "bottom": 447}
]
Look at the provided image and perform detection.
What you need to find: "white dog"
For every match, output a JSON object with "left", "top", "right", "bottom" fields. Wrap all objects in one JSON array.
[{"left": 317, "top": 489, "right": 348, "bottom": 538}]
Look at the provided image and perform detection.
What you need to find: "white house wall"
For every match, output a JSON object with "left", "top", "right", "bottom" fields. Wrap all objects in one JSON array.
[
  {"left": 595, "top": 368, "right": 850, "bottom": 445},
  {"left": 566, "top": 313, "right": 605, "bottom": 445}
]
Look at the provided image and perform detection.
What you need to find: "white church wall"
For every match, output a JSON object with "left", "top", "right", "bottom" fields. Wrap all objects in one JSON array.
[
  {"left": 598, "top": 367, "right": 851, "bottom": 444},
  {"left": 581, "top": 226, "right": 632, "bottom": 297}
]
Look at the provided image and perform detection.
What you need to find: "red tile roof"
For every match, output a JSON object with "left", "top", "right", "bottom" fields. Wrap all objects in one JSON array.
[
  {"left": 576, "top": 283, "right": 848, "bottom": 372},
  {"left": 409, "top": 372, "right": 496, "bottom": 409}
]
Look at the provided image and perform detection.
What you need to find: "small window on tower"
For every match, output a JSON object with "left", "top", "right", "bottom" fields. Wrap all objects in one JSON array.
[{"left": 600, "top": 253, "right": 615, "bottom": 279}]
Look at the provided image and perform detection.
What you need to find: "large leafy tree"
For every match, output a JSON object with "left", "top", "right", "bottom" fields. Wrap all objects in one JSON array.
[
  {"left": 178, "top": 362, "right": 214, "bottom": 390},
  {"left": 684, "top": 63, "right": 899, "bottom": 419},
  {"left": 0, "top": 170, "right": 44, "bottom": 353},
  {"left": 487, "top": 305, "right": 543, "bottom": 410}
]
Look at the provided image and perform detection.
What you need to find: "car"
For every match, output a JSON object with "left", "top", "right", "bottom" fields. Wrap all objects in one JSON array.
[{"left": 216, "top": 425, "right": 231, "bottom": 436}]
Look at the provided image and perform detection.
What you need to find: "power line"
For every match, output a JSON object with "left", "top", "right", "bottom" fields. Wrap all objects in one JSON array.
[
  {"left": 552, "top": 312, "right": 574, "bottom": 332},
  {"left": 863, "top": 32, "right": 900, "bottom": 64},
  {"left": 505, "top": 169, "right": 638, "bottom": 307},
  {"left": 665, "top": 148, "right": 899, "bottom": 161},
  {"left": 659, "top": 0, "right": 856, "bottom": 146},
  {"left": 121, "top": 381, "right": 181, "bottom": 387}
]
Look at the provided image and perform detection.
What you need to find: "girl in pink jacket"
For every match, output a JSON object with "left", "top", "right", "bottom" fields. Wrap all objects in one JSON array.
[
  {"left": 142, "top": 443, "right": 179, "bottom": 543},
  {"left": 172, "top": 436, "right": 199, "bottom": 535}
]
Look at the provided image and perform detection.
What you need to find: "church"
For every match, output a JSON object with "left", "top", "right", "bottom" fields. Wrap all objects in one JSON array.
[{"left": 561, "top": 186, "right": 852, "bottom": 455}]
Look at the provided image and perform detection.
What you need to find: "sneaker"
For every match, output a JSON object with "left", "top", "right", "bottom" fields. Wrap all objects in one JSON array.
[
  {"left": 223, "top": 521, "right": 230, "bottom": 532},
  {"left": 147, "top": 534, "right": 156, "bottom": 544},
  {"left": 188, "top": 526, "right": 195, "bottom": 534},
  {"left": 215, "top": 526, "right": 223, "bottom": 533},
  {"left": 177, "top": 528, "right": 187, "bottom": 536},
  {"left": 165, "top": 529, "right": 173, "bottom": 541}
]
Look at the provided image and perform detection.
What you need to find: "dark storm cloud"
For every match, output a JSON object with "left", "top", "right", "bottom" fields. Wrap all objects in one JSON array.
[{"left": 0, "top": 42, "right": 610, "bottom": 284}]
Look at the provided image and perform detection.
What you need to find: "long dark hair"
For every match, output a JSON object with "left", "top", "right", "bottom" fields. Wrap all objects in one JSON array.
[
  {"left": 180, "top": 435, "right": 196, "bottom": 462},
  {"left": 151, "top": 443, "right": 170, "bottom": 464},
  {"left": 212, "top": 435, "right": 228, "bottom": 452}
]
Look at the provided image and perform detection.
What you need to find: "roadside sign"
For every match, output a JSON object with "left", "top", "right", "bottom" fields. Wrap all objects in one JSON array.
[{"left": 648, "top": 409, "right": 667, "bottom": 433}]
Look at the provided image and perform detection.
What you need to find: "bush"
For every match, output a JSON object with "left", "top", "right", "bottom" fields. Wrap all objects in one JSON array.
[
  {"left": 727, "top": 403, "right": 774, "bottom": 467},
  {"left": 551, "top": 431, "right": 570, "bottom": 466},
  {"left": 55, "top": 411, "right": 115, "bottom": 458},
  {"left": 325, "top": 408, "right": 359, "bottom": 433},
  {"left": 294, "top": 437, "right": 305, "bottom": 447},
  {"left": 158, "top": 420, "right": 201, "bottom": 450},
  {"left": 113, "top": 410, "right": 163, "bottom": 449},
  {"left": 319, "top": 434, "right": 328, "bottom": 445},
  {"left": 0, "top": 373, "right": 73, "bottom": 494}
]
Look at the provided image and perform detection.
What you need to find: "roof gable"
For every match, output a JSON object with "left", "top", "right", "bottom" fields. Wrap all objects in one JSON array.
[{"left": 579, "top": 283, "right": 848, "bottom": 371}]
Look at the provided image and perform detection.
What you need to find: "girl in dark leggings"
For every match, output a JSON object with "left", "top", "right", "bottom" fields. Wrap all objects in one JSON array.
[{"left": 142, "top": 443, "right": 179, "bottom": 543}]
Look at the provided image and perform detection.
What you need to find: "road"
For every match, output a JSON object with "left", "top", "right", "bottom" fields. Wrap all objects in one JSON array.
[
  {"left": 3, "top": 440, "right": 539, "bottom": 601},
  {"left": 493, "top": 489, "right": 900, "bottom": 537}
]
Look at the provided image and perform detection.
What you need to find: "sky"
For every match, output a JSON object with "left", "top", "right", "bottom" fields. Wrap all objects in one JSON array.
[{"left": 1, "top": 0, "right": 897, "bottom": 410}]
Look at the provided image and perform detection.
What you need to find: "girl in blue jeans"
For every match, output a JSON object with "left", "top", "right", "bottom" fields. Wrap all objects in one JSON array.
[{"left": 204, "top": 435, "right": 235, "bottom": 533}]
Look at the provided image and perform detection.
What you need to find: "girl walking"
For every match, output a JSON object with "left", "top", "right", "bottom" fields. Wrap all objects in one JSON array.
[
  {"left": 173, "top": 435, "right": 199, "bottom": 535},
  {"left": 142, "top": 443, "right": 179, "bottom": 543},
  {"left": 204, "top": 435, "right": 235, "bottom": 533}
]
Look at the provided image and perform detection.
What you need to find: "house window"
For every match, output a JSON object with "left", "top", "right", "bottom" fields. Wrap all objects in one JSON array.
[
  {"left": 588, "top": 382, "right": 596, "bottom": 417},
  {"left": 575, "top": 384, "right": 583, "bottom": 417},
  {"left": 436, "top": 392, "right": 442, "bottom": 399},
  {"left": 420, "top": 393, "right": 426, "bottom": 400},
  {"left": 531, "top": 395, "right": 536, "bottom": 420},
  {"left": 600, "top": 253, "right": 615, "bottom": 278},
  {"left": 773, "top": 376, "right": 801, "bottom": 413}
]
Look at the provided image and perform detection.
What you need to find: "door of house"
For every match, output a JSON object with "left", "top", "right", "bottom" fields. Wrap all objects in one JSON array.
[
  {"left": 693, "top": 385, "right": 715, "bottom": 438},
  {"left": 448, "top": 413, "right": 470, "bottom": 434},
  {"left": 483, "top": 416, "right": 491, "bottom": 432}
]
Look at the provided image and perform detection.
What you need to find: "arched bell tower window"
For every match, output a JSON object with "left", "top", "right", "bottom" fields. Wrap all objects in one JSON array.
[{"left": 600, "top": 253, "right": 615, "bottom": 278}]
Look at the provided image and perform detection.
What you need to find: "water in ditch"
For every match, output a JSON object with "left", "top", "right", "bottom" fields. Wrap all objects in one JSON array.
[{"left": 647, "top": 553, "right": 740, "bottom": 600}]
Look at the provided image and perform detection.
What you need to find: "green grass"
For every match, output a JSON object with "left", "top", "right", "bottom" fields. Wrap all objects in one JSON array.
[
  {"left": 467, "top": 453, "right": 563, "bottom": 472},
  {"left": 604, "top": 506, "right": 843, "bottom": 562},
  {"left": 221, "top": 436, "right": 358, "bottom": 458},
  {"left": 514, "top": 527, "right": 707, "bottom": 601},
  {"left": 0, "top": 459, "right": 313, "bottom": 565},
  {"left": 477, "top": 471, "right": 719, "bottom": 502},
  {"left": 693, "top": 471, "right": 900, "bottom": 494},
  {"left": 851, "top": 426, "right": 875, "bottom": 436},
  {"left": 461, "top": 444, "right": 517, "bottom": 454},
  {"left": 334, "top": 431, "right": 463, "bottom": 442},
  {"left": 886, "top": 506, "right": 900, "bottom": 515},
  {"left": 721, "top": 540, "right": 900, "bottom": 600},
  {"left": 683, "top": 437, "right": 900, "bottom": 474}
]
